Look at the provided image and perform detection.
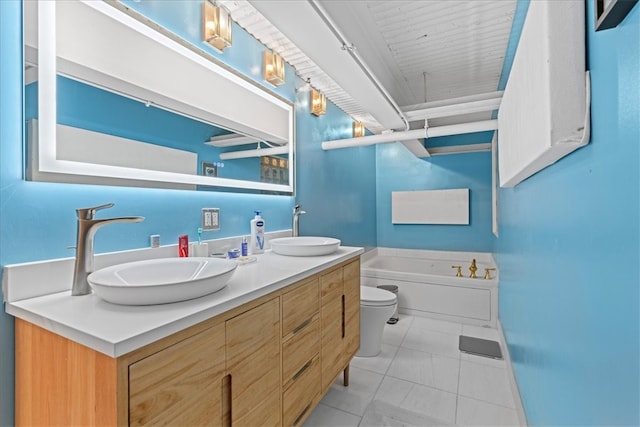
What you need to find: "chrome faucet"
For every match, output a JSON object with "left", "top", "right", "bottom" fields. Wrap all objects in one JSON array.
[
  {"left": 71, "top": 203, "right": 144, "bottom": 296},
  {"left": 292, "top": 204, "right": 306, "bottom": 237}
]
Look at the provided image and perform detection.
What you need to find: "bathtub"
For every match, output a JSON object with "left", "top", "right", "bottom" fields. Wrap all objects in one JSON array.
[{"left": 361, "top": 248, "right": 498, "bottom": 327}]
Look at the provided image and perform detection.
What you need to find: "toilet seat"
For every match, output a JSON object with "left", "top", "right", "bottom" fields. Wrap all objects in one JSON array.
[{"left": 361, "top": 286, "right": 396, "bottom": 307}]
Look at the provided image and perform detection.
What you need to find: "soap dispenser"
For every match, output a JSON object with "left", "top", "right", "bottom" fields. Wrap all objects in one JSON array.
[{"left": 249, "top": 211, "right": 265, "bottom": 254}]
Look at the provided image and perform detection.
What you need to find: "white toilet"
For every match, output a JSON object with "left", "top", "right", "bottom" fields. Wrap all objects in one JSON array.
[{"left": 357, "top": 286, "right": 398, "bottom": 357}]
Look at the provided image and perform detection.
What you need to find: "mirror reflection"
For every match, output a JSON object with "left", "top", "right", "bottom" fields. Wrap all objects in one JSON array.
[{"left": 23, "top": 1, "right": 294, "bottom": 194}]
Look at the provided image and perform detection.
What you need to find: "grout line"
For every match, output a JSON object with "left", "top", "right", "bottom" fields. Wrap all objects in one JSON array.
[{"left": 456, "top": 394, "right": 521, "bottom": 412}]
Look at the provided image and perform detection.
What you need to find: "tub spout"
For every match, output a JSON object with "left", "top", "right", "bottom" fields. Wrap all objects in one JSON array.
[{"left": 468, "top": 259, "right": 478, "bottom": 278}]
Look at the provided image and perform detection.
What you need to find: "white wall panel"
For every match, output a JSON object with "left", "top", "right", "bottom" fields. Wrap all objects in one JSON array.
[
  {"left": 498, "top": 0, "right": 588, "bottom": 187},
  {"left": 392, "top": 189, "right": 469, "bottom": 225}
]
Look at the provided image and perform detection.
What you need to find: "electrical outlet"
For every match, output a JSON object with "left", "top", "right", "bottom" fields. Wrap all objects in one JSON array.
[{"left": 202, "top": 208, "right": 220, "bottom": 231}]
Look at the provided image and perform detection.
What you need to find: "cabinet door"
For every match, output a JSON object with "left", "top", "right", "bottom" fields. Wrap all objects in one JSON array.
[
  {"left": 320, "top": 267, "right": 344, "bottom": 392},
  {"left": 129, "top": 323, "right": 226, "bottom": 426},
  {"left": 343, "top": 260, "right": 361, "bottom": 363},
  {"left": 226, "top": 297, "right": 281, "bottom": 427}
]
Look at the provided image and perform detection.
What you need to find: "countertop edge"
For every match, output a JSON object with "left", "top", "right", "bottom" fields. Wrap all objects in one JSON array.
[{"left": 7, "top": 247, "right": 364, "bottom": 358}]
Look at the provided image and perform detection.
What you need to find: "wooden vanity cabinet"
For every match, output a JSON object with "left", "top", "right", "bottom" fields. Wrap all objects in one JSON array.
[
  {"left": 320, "top": 258, "right": 361, "bottom": 393},
  {"left": 226, "top": 297, "right": 281, "bottom": 427},
  {"left": 129, "top": 323, "right": 226, "bottom": 426},
  {"left": 129, "top": 296, "right": 281, "bottom": 427},
  {"left": 14, "top": 256, "right": 360, "bottom": 427},
  {"left": 281, "top": 276, "right": 320, "bottom": 426}
]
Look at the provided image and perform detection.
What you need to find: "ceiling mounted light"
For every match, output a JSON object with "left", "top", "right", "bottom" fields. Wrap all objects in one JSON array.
[
  {"left": 353, "top": 121, "right": 365, "bottom": 137},
  {"left": 202, "top": 1, "right": 232, "bottom": 52},
  {"left": 310, "top": 88, "right": 326, "bottom": 116},
  {"left": 263, "top": 50, "right": 285, "bottom": 87}
]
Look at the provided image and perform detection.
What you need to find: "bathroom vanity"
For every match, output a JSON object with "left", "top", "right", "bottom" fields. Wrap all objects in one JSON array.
[{"left": 7, "top": 248, "right": 362, "bottom": 426}]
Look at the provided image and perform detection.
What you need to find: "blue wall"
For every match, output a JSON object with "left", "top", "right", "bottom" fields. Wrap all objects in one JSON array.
[
  {"left": 496, "top": 2, "right": 639, "bottom": 425},
  {"left": 376, "top": 138, "right": 495, "bottom": 252},
  {"left": 0, "top": 2, "right": 378, "bottom": 425},
  {"left": 295, "top": 97, "right": 378, "bottom": 248}
]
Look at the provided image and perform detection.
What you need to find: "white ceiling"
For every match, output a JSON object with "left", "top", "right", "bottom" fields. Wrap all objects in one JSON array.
[{"left": 220, "top": 0, "right": 517, "bottom": 134}]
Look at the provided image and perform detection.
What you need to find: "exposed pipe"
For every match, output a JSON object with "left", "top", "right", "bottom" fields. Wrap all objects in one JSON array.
[
  {"left": 404, "top": 97, "right": 503, "bottom": 122},
  {"left": 307, "top": 0, "right": 410, "bottom": 131},
  {"left": 322, "top": 119, "right": 497, "bottom": 150}
]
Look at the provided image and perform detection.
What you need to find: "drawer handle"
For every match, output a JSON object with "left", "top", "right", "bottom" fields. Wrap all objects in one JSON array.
[
  {"left": 293, "top": 402, "right": 312, "bottom": 426},
  {"left": 292, "top": 318, "right": 312, "bottom": 335},
  {"left": 292, "top": 359, "right": 313, "bottom": 382}
]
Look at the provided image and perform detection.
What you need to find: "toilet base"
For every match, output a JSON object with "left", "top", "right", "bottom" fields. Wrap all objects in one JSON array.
[{"left": 356, "top": 302, "right": 396, "bottom": 357}]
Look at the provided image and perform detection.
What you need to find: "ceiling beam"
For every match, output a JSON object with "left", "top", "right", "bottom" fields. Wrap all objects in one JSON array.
[
  {"left": 402, "top": 91, "right": 503, "bottom": 122},
  {"left": 249, "top": 0, "right": 408, "bottom": 131},
  {"left": 322, "top": 119, "right": 497, "bottom": 150}
]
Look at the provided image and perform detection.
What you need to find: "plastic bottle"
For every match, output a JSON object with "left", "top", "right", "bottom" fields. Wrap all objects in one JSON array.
[
  {"left": 241, "top": 236, "right": 248, "bottom": 257},
  {"left": 249, "top": 211, "right": 265, "bottom": 254}
]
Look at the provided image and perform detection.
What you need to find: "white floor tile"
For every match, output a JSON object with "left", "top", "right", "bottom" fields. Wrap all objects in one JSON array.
[
  {"left": 461, "top": 324, "right": 500, "bottom": 341},
  {"left": 460, "top": 351, "right": 507, "bottom": 368},
  {"left": 382, "top": 315, "right": 414, "bottom": 347},
  {"left": 412, "top": 316, "right": 463, "bottom": 335},
  {"left": 401, "top": 326, "right": 461, "bottom": 359},
  {"left": 303, "top": 403, "right": 362, "bottom": 427},
  {"left": 386, "top": 347, "right": 460, "bottom": 393},
  {"left": 456, "top": 396, "right": 521, "bottom": 427},
  {"left": 311, "top": 317, "right": 521, "bottom": 427},
  {"left": 319, "top": 366, "right": 384, "bottom": 416},
  {"left": 352, "top": 344, "right": 399, "bottom": 375},
  {"left": 373, "top": 376, "right": 457, "bottom": 424},
  {"left": 458, "top": 360, "right": 516, "bottom": 408},
  {"left": 360, "top": 399, "right": 454, "bottom": 426}
]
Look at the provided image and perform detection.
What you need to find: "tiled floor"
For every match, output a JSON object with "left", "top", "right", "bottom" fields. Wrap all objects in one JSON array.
[{"left": 304, "top": 315, "right": 522, "bottom": 427}]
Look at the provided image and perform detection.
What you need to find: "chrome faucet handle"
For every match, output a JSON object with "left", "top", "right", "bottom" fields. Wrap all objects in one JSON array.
[{"left": 76, "top": 203, "right": 114, "bottom": 220}]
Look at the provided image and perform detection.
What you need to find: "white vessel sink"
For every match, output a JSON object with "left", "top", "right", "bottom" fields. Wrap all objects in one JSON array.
[
  {"left": 270, "top": 236, "right": 341, "bottom": 256},
  {"left": 87, "top": 257, "right": 237, "bottom": 305}
]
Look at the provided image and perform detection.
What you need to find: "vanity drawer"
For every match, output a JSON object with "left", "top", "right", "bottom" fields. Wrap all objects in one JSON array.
[
  {"left": 283, "top": 355, "right": 320, "bottom": 427},
  {"left": 320, "top": 266, "right": 343, "bottom": 307},
  {"left": 282, "top": 317, "right": 320, "bottom": 386},
  {"left": 282, "top": 276, "right": 319, "bottom": 337}
]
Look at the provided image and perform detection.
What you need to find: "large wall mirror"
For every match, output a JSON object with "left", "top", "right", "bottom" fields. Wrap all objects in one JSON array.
[{"left": 23, "top": 1, "right": 295, "bottom": 194}]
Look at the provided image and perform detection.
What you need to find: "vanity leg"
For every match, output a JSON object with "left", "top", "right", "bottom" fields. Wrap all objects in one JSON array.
[{"left": 343, "top": 364, "right": 350, "bottom": 387}]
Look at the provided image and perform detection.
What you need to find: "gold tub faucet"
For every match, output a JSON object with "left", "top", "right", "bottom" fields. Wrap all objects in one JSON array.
[
  {"left": 469, "top": 259, "right": 478, "bottom": 278},
  {"left": 484, "top": 268, "right": 497, "bottom": 280},
  {"left": 451, "top": 265, "right": 463, "bottom": 277}
]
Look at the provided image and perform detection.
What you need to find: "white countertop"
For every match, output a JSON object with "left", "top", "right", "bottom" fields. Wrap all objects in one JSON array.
[{"left": 6, "top": 247, "right": 363, "bottom": 357}]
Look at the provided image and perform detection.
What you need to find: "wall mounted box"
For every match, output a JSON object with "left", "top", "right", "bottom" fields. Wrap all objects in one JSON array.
[{"left": 498, "top": 0, "right": 589, "bottom": 188}]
